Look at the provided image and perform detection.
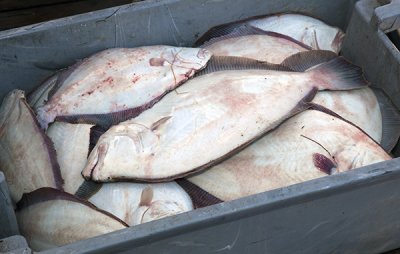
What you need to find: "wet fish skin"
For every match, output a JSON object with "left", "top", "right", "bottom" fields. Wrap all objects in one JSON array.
[
  {"left": 36, "top": 46, "right": 212, "bottom": 129},
  {"left": 313, "top": 88, "right": 382, "bottom": 143},
  {"left": 88, "top": 182, "right": 193, "bottom": 226},
  {"left": 16, "top": 188, "right": 128, "bottom": 251},
  {"left": 46, "top": 122, "right": 93, "bottom": 194},
  {"left": 0, "top": 90, "right": 63, "bottom": 203},
  {"left": 203, "top": 33, "right": 308, "bottom": 64},
  {"left": 196, "top": 13, "right": 344, "bottom": 53},
  {"left": 248, "top": 14, "right": 345, "bottom": 53},
  {"left": 83, "top": 57, "right": 368, "bottom": 182},
  {"left": 187, "top": 108, "right": 391, "bottom": 201}
]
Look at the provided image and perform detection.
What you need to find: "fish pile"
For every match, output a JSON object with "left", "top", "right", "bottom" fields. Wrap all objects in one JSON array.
[{"left": 1, "top": 13, "right": 399, "bottom": 251}]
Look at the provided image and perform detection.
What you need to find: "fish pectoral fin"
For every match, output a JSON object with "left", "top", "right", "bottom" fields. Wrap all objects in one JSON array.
[
  {"left": 139, "top": 186, "right": 154, "bottom": 207},
  {"left": 312, "top": 153, "right": 337, "bottom": 175},
  {"left": 151, "top": 116, "right": 172, "bottom": 131}
]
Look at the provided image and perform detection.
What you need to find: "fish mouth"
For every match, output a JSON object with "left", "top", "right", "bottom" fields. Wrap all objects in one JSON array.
[{"left": 83, "top": 143, "right": 108, "bottom": 181}]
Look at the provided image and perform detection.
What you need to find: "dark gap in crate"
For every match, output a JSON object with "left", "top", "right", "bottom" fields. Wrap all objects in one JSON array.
[{"left": 387, "top": 30, "right": 400, "bottom": 51}]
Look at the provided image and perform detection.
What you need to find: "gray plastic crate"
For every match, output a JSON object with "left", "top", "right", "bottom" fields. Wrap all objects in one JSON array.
[{"left": 0, "top": 0, "right": 400, "bottom": 253}]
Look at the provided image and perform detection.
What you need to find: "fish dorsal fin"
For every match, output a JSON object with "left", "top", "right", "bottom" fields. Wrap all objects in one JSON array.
[
  {"left": 281, "top": 50, "right": 338, "bottom": 72},
  {"left": 372, "top": 87, "right": 400, "bottom": 152},
  {"left": 195, "top": 22, "right": 249, "bottom": 47},
  {"left": 22, "top": 95, "right": 64, "bottom": 190},
  {"left": 200, "top": 24, "right": 268, "bottom": 47},
  {"left": 74, "top": 181, "right": 103, "bottom": 200},
  {"left": 16, "top": 187, "right": 129, "bottom": 226},
  {"left": 308, "top": 103, "right": 392, "bottom": 157},
  {"left": 200, "top": 24, "right": 311, "bottom": 50},
  {"left": 176, "top": 179, "right": 223, "bottom": 208},
  {"left": 139, "top": 186, "right": 154, "bottom": 207},
  {"left": 89, "top": 125, "right": 107, "bottom": 154},
  {"left": 195, "top": 56, "right": 292, "bottom": 77}
]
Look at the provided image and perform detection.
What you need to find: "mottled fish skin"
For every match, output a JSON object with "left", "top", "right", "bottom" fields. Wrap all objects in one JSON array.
[
  {"left": 36, "top": 46, "right": 212, "bottom": 129},
  {"left": 203, "top": 34, "right": 308, "bottom": 64},
  {"left": 313, "top": 88, "right": 382, "bottom": 143},
  {"left": 88, "top": 182, "right": 193, "bottom": 226},
  {"left": 82, "top": 57, "right": 368, "bottom": 182},
  {"left": 16, "top": 188, "right": 127, "bottom": 251},
  {"left": 187, "top": 109, "right": 391, "bottom": 201},
  {"left": 247, "top": 14, "right": 345, "bottom": 53},
  {"left": 0, "top": 90, "right": 63, "bottom": 203},
  {"left": 46, "top": 122, "right": 93, "bottom": 194}
]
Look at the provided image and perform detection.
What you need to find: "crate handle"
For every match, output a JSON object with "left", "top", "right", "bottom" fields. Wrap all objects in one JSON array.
[{"left": 372, "top": 0, "right": 400, "bottom": 33}]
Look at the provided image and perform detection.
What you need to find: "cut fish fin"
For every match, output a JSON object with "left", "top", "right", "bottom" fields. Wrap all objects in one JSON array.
[
  {"left": 306, "top": 57, "right": 369, "bottom": 90},
  {"left": 176, "top": 179, "right": 223, "bottom": 208},
  {"left": 281, "top": 50, "right": 337, "bottom": 72},
  {"left": 139, "top": 186, "right": 154, "bottom": 207},
  {"left": 151, "top": 116, "right": 172, "bottom": 131},
  {"left": 89, "top": 125, "right": 107, "bottom": 154},
  {"left": 195, "top": 56, "right": 292, "bottom": 77},
  {"left": 17, "top": 187, "right": 129, "bottom": 227},
  {"left": 372, "top": 87, "right": 400, "bottom": 152},
  {"left": 312, "top": 153, "right": 337, "bottom": 175},
  {"left": 23, "top": 99, "right": 64, "bottom": 190},
  {"left": 74, "top": 181, "right": 103, "bottom": 200}
]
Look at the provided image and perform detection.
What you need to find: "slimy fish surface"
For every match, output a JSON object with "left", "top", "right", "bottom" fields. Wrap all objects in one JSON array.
[
  {"left": 36, "top": 46, "right": 212, "bottom": 129},
  {"left": 187, "top": 106, "right": 391, "bottom": 201},
  {"left": 83, "top": 57, "right": 367, "bottom": 182}
]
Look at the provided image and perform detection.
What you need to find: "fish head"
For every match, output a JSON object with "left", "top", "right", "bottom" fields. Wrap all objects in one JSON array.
[
  {"left": 331, "top": 144, "right": 391, "bottom": 173},
  {"left": 135, "top": 200, "right": 186, "bottom": 225},
  {"left": 161, "top": 47, "right": 212, "bottom": 73},
  {"left": 83, "top": 123, "right": 160, "bottom": 181}
]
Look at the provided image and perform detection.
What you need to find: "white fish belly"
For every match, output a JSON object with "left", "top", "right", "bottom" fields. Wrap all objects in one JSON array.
[
  {"left": 84, "top": 69, "right": 315, "bottom": 181},
  {"left": 204, "top": 34, "right": 308, "bottom": 63},
  {"left": 188, "top": 109, "right": 390, "bottom": 201}
]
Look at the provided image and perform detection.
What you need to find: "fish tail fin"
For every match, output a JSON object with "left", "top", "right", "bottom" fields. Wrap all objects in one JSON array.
[
  {"left": 306, "top": 56, "right": 369, "bottom": 90},
  {"left": 372, "top": 87, "right": 400, "bottom": 152}
]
